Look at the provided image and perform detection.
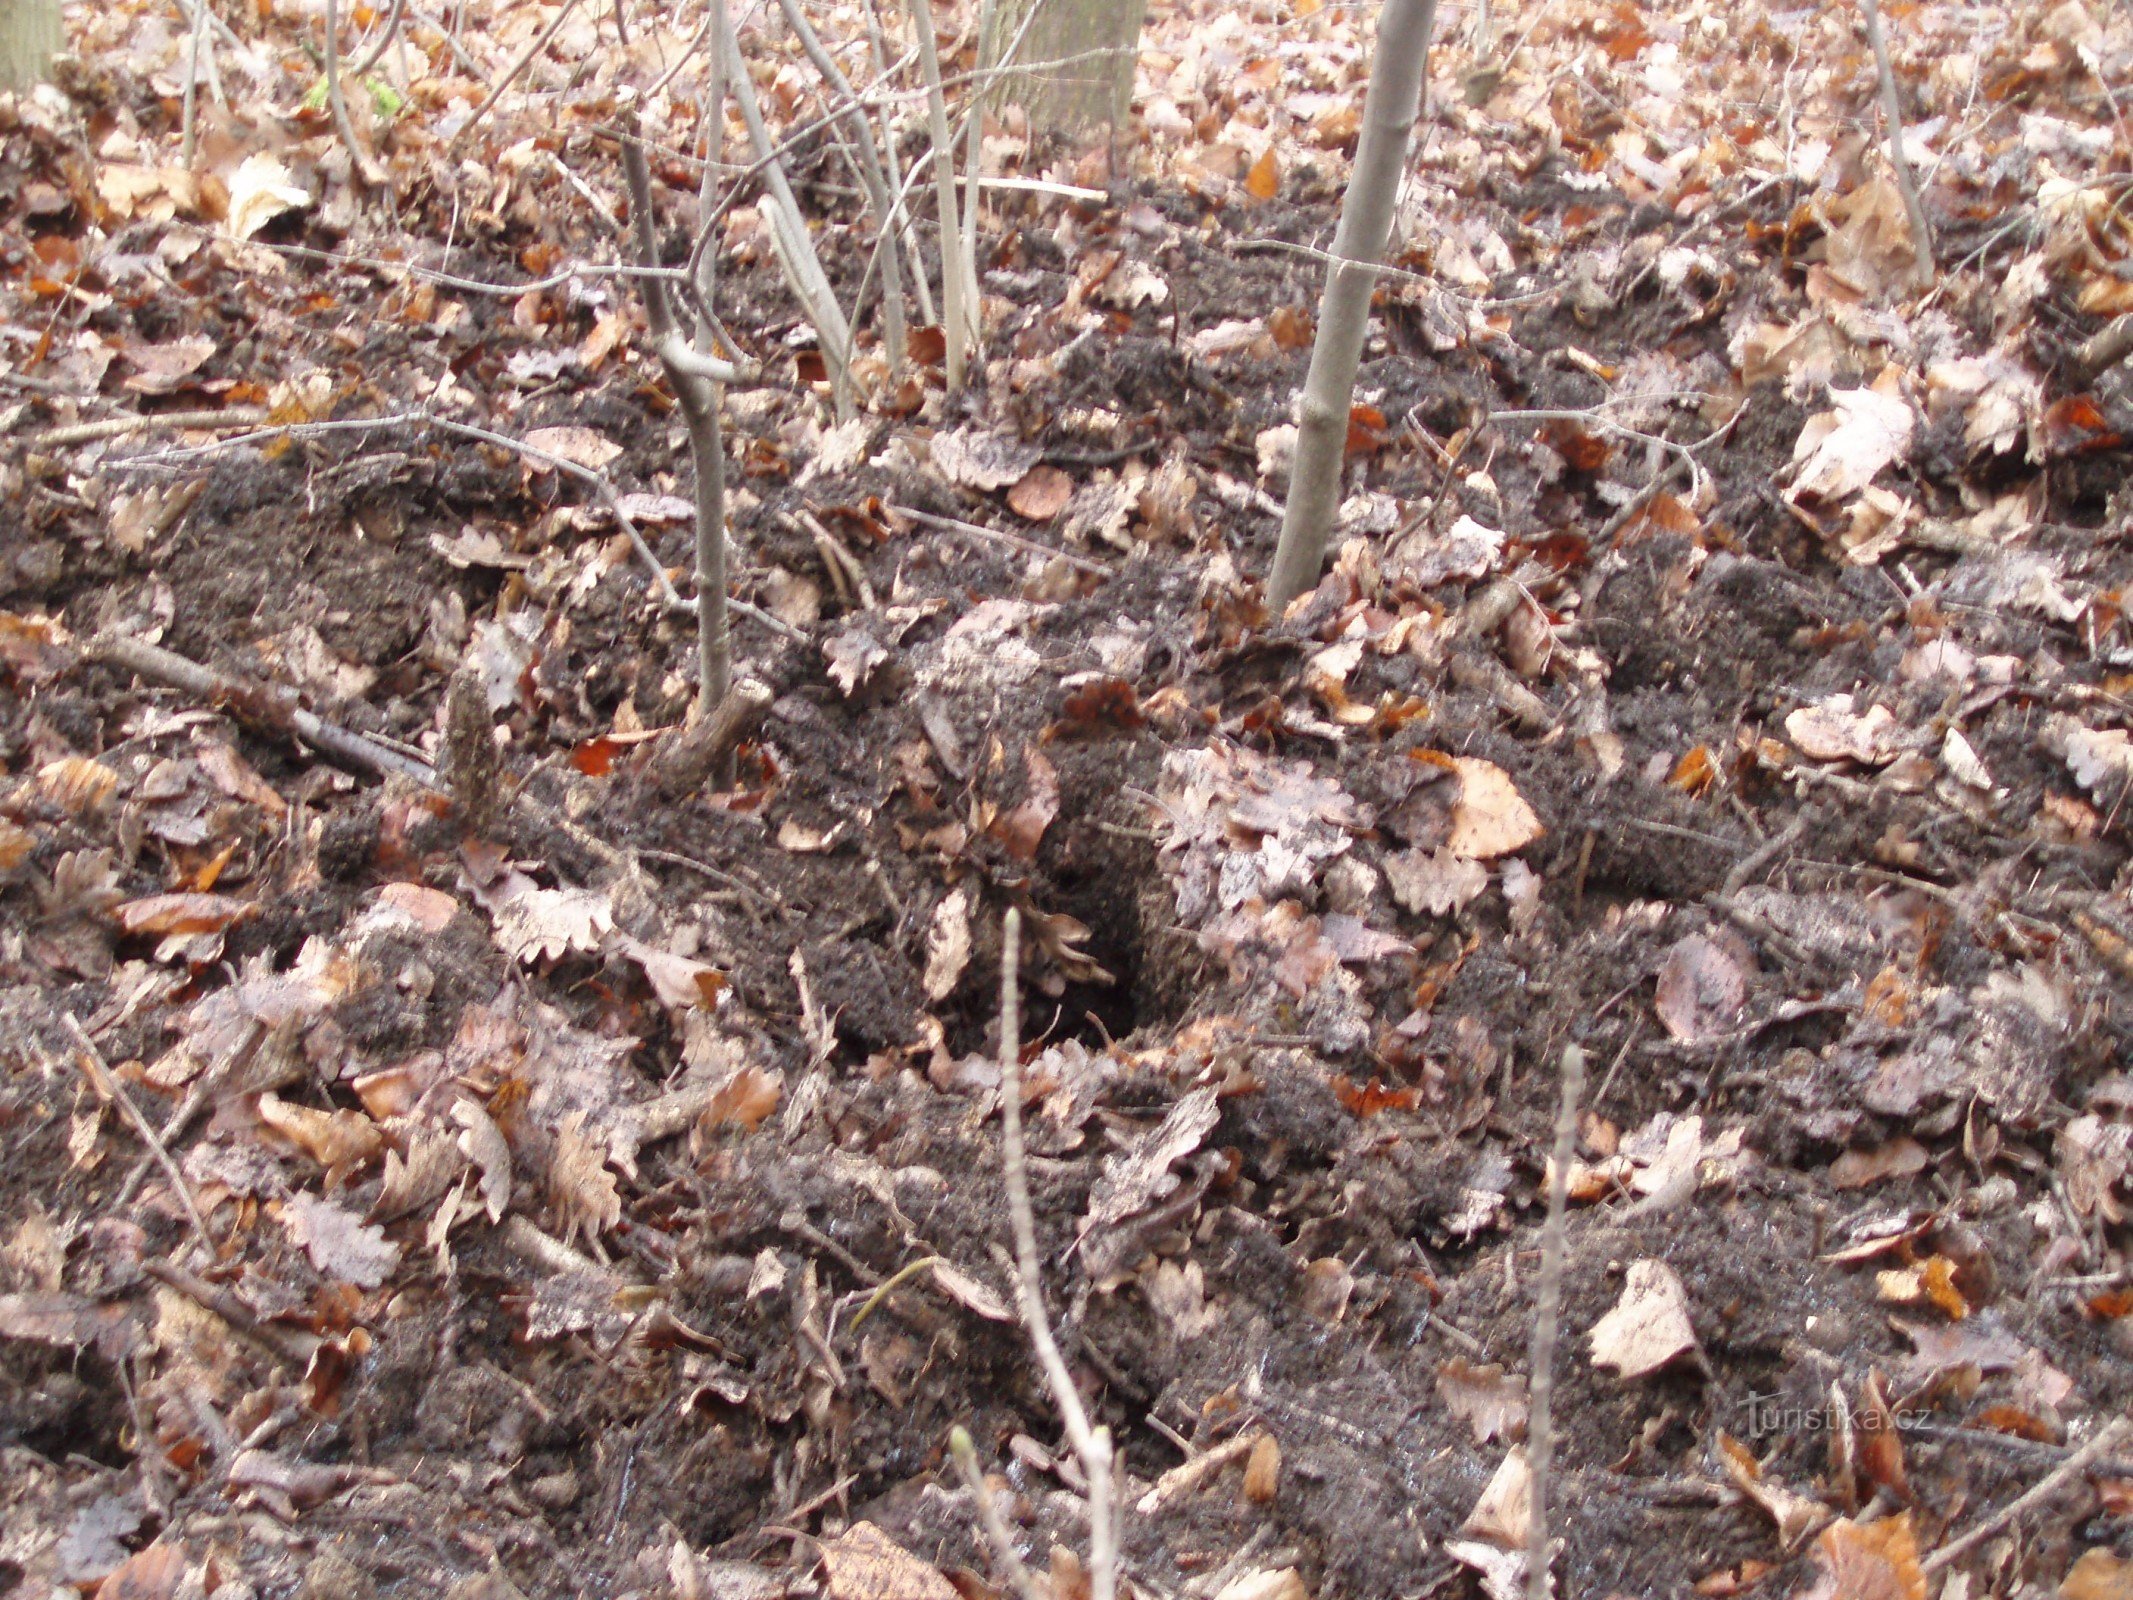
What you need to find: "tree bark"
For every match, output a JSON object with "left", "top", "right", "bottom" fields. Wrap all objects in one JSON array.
[
  {"left": 0, "top": 0, "right": 62, "bottom": 90},
  {"left": 1266, "top": 0, "right": 1437, "bottom": 614},
  {"left": 995, "top": 0, "right": 1147, "bottom": 135}
]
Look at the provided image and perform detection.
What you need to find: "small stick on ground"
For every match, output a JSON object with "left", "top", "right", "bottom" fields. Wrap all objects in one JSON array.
[
  {"left": 1526, "top": 1043, "right": 1586, "bottom": 1600},
  {"left": 322, "top": 0, "right": 383, "bottom": 190},
  {"left": 88, "top": 632, "right": 438, "bottom": 785},
  {"left": 948, "top": 1426, "right": 1046, "bottom": 1600},
  {"left": 993, "top": 907, "right": 1118, "bottom": 1600},
  {"left": 31, "top": 408, "right": 270, "bottom": 450},
  {"left": 1923, "top": 1415, "right": 2132, "bottom": 1575},
  {"left": 1858, "top": 0, "right": 1935, "bottom": 286},
  {"left": 61, "top": 1015, "right": 213, "bottom": 1257},
  {"left": 143, "top": 1259, "right": 321, "bottom": 1364},
  {"left": 453, "top": 0, "right": 583, "bottom": 148},
  {"left": 887, "top": 504, "right": 1115, "bottom": 577}
]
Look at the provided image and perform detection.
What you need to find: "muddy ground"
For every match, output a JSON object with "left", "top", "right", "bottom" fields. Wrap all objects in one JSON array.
[{"left": 6, "top": 39, "right": 2133, "bottom": 1600}]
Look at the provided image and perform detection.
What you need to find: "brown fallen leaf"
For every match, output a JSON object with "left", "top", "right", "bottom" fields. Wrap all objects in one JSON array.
[
  {"left": 2061, "top": 1548, "right": 2133, "bottom": 1600},
  {"left": 1829, "top": 1138, "right": 1930, "bottom": 1189},
  {"left": 522, "top": 425, "right": 623, "bottom": 472},
  {"left": 94, "top": 1539, "right": 186, "bottom": 1600},
  {"left": 1437, "top": 1357, "right": 1528, "bottom": 1445},
  {"left": 280, "top": 1192, "right": 400, "bottom": 1289},
  {"left": 1589, "top": 1259, "right": 1700, "bottom": 1378},
  {"left": 818, "top": 1522, "right": 958, "bottom": 1600},
  {"left": 1653, "top": 934, "right": 1749, "bottom": 1043},
  {"left": 256, "top": 1091, "right": 383, "bottom": 1176},
  {"left": 1716, "top": 1431, "right": 1831, "bottom": 1551},
  {"left": 1008, "top": 464, "right": 1074, "bottom": 521},
  {"left": 550, "top": 1110, "right": 623, "bottom": 1249},
  {"left": 1785, "top": 697, "right": 1904, "bottom": 765},
  {"left": 115, "top": 892, "right": 256, "bottom": 937},
  {"left": 1796, "top": 1513, "right": 1925, "bottom": 1600},
  {"left": 1445, "top": 757, "right": 1543, "bottom": 860}
]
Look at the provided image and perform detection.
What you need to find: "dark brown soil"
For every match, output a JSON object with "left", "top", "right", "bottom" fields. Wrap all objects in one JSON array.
[{"left": 6, "top": 65, "right": 2133, "bottom": 1600}]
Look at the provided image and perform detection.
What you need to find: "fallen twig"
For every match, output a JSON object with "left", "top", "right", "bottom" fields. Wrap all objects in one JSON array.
[
  {"left": 949, "top": 1428, "right": 1045, "bottom": 1600},
  {"left": 1134, "top": 1428, "right": 1263, "bottom": 1514},
  {"left": 452, "top": 0, "right": 582, "bottom": 148},
  {"left": 886, "top": 504, "right": 1115, "bottom": 576},
  {"left": 994, "top": 907, "right": 1118, "bottom": 1600},
  {"left": 1858, "top": 0, "right": 1935, "bottom": 286},
  {"left": 88, "top": 632, "right": 438, "bottom": 785},
  {"left": 61, "top": 1015, "right": 212, "bottom": 1256},
  {"left": 1720, "top": 809, "right": 1815, "bottom": 897},
  {"left": 143, "top": 1259, "right": 321, "bottom": 1365},
  {"left": 1525, "top": 1043, "right": 1585, "bottom": 1600},
  {"left": 1923, "top": 1415, "right": 2131, "bottom": 1574},
  {"left": 30, "top": 407, "right": 270, "bottom": 450}
]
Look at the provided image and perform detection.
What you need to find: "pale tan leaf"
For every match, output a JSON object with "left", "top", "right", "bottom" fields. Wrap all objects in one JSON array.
[
  {"left": 1446, "top": 758, "right": 1543, "bottom": 860},
  {"left": 818, "top": 1523, "right": 957, "bottom": 1600},
  {"left": 1589, "top": 1259, "right": 1700, "bottom": 1378},
  {"left": 550, "top": 1111, "right": 622, "bottom": 1247},
  {"left": 280, "top": 1192, "right": 400, "bottom": 1288}
]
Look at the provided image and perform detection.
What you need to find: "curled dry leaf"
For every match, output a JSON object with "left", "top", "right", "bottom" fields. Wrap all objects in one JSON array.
[
  {"left": 451, "top": 1099, "right": 513, "bottom": 1223},
  {"left": 1716, "top": 1431, "right": 1831, "bottom": 1550},
  {"left": 927, "top": 426, "right": 1040, "bottom": 492},
  {"left": 1436, "top": 1357, "right": 1528, "bottom": 1445},
  {"left": 824, "top": 627, "right": 891, "bottom": 697},
  {"left": 922, "top": 886, "right": 972, "bottom": 1002},
  {"left": 549, "top": 1110, "right": 623, "bottom": 1248},
  {"left": 486, "top": 884, "right": 614, "bottom": 966},
  {"left": 1829, "top": 1138, "right": 1930, "bottom": 1189},
  {"left": 521, "top": 426, "right": 623, "bottom": 473},
  {"left": 1795, "top": 1513, "right": 1925, "bottom": 1600},
  {"left": 701, "top": 1064, "right": 781, "bottom": 1134},
  {"left": 1385, "top": 846, "right": 1489, "bottom": 916},
  {"left": 226, "top": 151, "right": 310, "bottom": 240},
  {"left": 1788, "top": 385, "right": 1915, "bottom": 506},
  {"left": 255, "top": 1091, "right": 382, "bottom": 1175},
  {"left": 1460, "top": 1445, "right": 1534, "bottom": 1548},
  {"left": 1445, "top": 758, "right": 1543, "bottom": 860},
  {"left": 29, "top": 757, "right": 120, "bottom": 816},
  {"left": 1589, "top": 1259, "right": 1700, "bottom": 1378}
]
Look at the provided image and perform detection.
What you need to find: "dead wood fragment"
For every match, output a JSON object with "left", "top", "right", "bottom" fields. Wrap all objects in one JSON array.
[
  {"left": 89, "top": 632, "right": 439, "bottom": 786},
  {"left": 2074, "top": 313, "right": 2133, "bottom": 385},
  {"left": 649, "top": 678, "right": 775, "bottom": 798}
]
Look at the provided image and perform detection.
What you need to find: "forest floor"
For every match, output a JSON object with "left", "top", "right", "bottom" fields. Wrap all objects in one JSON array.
[{"left": 5, "top": 0, "right": 2133, "bottom": 1596}]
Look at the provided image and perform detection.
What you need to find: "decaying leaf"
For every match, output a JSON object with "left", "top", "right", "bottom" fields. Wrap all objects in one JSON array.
[
  {"left": 280, "top": 1193, "right": 400, "bottom": 1288},
  {"left": 550, "top": 1110, "right": 623, "bottom": 1248},
  {"left": 1437, "top": 1358, "right": 1528, "bottom": 1445},
  {"left": 1445, "top": 758, "right": 1543, "bottom": 860},
  {"left": 1589, "top": 1259, "right": 1700, "bottom": 1378},
  {"left": 1795, "top": 1513, "right": 1925, "bottom": 1600},
  {"left": 1653, "top": 934, "right": 1749, "bottom": 1043},
  {"left": 922, "top": 886, "right": 972, "bottom": 1001},
  {"left": 818, "top": 1522, "right": 958, "bottom": 1600}
]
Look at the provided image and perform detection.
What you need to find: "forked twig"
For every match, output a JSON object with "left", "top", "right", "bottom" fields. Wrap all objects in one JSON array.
[{"left": 61, "top": 1015, "right": 213, "bottom": 1256}]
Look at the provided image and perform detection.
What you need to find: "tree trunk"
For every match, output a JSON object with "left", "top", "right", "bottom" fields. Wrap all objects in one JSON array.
[
  {"left": 996, "top": 0, "right": 1147, "bottom": 135},
  {"left": 0, "top": 0, "right": 62, "bottom": 90},
  {"left": 1266, "top": 0, "right": 1437, "bottom": 613}
]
